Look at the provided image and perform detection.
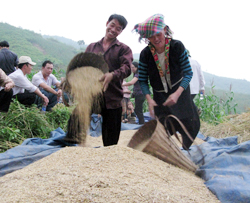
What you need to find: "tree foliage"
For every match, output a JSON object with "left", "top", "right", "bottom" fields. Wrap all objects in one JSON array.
[{"left": 77, "top": 40, "right": 85, "bottom": 46}]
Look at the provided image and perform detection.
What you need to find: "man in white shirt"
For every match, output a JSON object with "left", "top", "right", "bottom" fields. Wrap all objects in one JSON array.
[
  {"left": 187, "top": 50, "right": 205, "bottom": 100},
  {"left": 9, "top": 56, "right": 49, "bottom": 107},
  {"left": 32, "top": 60, "right": 62, "bottom": 111}
]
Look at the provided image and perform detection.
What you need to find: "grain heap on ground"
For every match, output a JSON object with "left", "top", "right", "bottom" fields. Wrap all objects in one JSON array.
[{"left": 0, "top": 131, "right": 218, "bottom": 203}]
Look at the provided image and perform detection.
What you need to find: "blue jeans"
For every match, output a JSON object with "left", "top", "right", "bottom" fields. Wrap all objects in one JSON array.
[
  {"left": 36, "top": 88, "right": 69, "bottom": 111},
  {"left": 37, "top": 89, "right": 58, "bottom": 111}
]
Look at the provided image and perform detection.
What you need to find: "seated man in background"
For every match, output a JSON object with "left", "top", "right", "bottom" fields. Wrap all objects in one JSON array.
[
  {"left": 32, "top": 60, "right": 62, "bottom": 111},
  {"left": 0, "top": 68, "right": 14, "bottom": 112},
  {"left": 9, "top": 56, "right": 49, "bottom": 107},
  {"left": 122, "top": 100, "right": 136, "bottom": 124}
]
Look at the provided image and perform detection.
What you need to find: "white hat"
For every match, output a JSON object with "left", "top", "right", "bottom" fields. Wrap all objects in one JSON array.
[{"left": 18, "top": 56, "right": 36, "bottom": 65}]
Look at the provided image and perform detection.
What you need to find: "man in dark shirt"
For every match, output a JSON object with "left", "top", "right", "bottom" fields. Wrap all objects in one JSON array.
[
  {"left": 85, "top": 14, "right": 133, "bottom": 146},
  {"left": 0, "top": 68, "right": 14, "bottom": 112},
  {"left": 0, "top": 41, "right": 19, "bottom": 75}
]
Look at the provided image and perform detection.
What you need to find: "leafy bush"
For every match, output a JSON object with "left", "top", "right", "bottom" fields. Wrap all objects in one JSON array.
[
  {"left": 194, "top": 87, "right": 237, "bottom": 124},
  {"left": 45, "top": 103, "right": 73, "bottom": 131},
  {"left": 0, "top": 100, "right": 73, "bottom": 153}
]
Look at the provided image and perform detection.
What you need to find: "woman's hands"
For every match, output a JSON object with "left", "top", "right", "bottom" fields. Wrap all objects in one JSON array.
[
  {"left": 146, "top": 86, "right": 184, "bottom": 118},
  {"left": 163, "top": 86, "right": 184, "bottom": 106},
  {"left": 146, "top": 94, "right": 157, "bottom": 118}
]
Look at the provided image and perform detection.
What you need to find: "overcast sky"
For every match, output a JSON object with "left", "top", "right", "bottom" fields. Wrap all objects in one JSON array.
[{"left": 1, "top": 0, "right": 250, "bottom": 82}]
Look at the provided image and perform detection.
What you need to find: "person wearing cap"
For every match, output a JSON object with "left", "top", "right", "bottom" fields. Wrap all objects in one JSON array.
[
  {"left": 0, "top": 68, "right": 14, "bottom": 112},
  {"left": 0, "top": 41, "right": 19, "bottom": 75},
  {"left": 187, "top": 50, "right": 205, "bottom": 100},
  {"left": 32, "top": 60, "right": 63, "bottom": 111},
  {"left": 85, "top": 14, "right": 133, "bottom": 146},
  {"left": 8, "top": 56, "right": 49, "bottom": 107},
  {"left": 133, "top": 14, "right": 200, "bottom": 150}
]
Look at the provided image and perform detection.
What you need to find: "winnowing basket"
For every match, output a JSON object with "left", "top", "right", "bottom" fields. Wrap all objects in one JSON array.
[{"left": 127, "top": 119, "right": 198, "bottom": 172}]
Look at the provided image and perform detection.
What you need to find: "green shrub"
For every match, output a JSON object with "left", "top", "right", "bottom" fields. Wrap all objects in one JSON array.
[
  {"left": 45, "top": 103, "right": 73, "bottom": 132},
  {"left": 194, "top": 87, "right": 237, "bottom": 124},
  {"left": 0, "top": 100, "right": 73, "bottom": 153}
]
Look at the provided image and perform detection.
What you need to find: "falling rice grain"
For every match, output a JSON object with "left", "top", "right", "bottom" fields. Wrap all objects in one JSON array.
[{"left": 65, "top": 66, "right": 104, "bottom": 144}]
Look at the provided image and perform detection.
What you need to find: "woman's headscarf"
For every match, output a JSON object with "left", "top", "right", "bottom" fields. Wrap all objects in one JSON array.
[{"left": 133, "top": 14, "right": 173, "bottom": 42}]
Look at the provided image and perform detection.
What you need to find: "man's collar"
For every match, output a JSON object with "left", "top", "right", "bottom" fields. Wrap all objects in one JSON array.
[{"left": 99, "top": 37, "right": 121, "bottom": 46}]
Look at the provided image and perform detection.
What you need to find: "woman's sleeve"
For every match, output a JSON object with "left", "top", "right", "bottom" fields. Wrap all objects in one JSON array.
[{"left": 177, "top": 42, "right": 193, "bottom": 89}]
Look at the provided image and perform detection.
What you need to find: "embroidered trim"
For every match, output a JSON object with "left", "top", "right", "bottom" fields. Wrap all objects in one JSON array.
[{"left": 148, "top": 38, "right": 171, "bottom": 93}]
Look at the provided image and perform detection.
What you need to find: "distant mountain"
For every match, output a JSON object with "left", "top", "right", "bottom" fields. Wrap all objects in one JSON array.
[
  {"left": 43, "top": 35, "right": 78, "bottom": 49},
  {"left": 203, "top": 72, "right": 250, "bottom": 95},
  {"left": 0, "top": 23, "right": 79, "bottom": 70},
  {"left": 43, "top": 35, "right": 87, "bottom": 50}
]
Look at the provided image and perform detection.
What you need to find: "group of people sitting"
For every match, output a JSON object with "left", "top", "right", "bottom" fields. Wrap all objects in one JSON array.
[{"left": 0, "top": 54, "right": 63, "bottom": 113}]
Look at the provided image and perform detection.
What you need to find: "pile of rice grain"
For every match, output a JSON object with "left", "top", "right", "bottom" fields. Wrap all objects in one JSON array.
[
  {"left": 86, "top": 130, "right": 205, "bottom": 148},
  {"left": 0, "top": 131, "right": 218, "bottom": 203}
]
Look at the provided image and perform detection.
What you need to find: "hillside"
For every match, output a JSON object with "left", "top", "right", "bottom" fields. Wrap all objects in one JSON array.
[
  {"left": 203, "top": 72, "right": 250, "bottom": 95},
  {"left": 43, "top": 35, "right": 87, "bottom": 51},
  {"left": 202, "top": 72, "right": 250, "bottom": 113},
  {"left": 0, "top": 23, "right": 78, "bottom": 71}
]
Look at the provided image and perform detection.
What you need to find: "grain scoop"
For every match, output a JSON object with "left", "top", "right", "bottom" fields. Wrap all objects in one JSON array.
[
  {"left": 61, "top": 52, "right": 109, "bottom": 104},
  {"left": 127, "top": 118, "right": 198, "bottom": 172},
  {"left": 62, "top": 52, "right": 109, "bottom": 145}
]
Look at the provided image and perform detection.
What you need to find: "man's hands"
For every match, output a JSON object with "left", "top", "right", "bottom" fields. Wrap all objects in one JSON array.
[
  {"left": 4, "top": 83, "right": 14, "bottom": 92},
  {"left": 42, "top": 95, "right": 49, "bottom": 106},
  {"left": 57, "top": 89, "right": 62, "bottom": 101},
  {"left": 99, "top": 72, "right": 114, "bottom": 92},
  {"left": 200, "top": 89, "right": 205, "bottom": 95}
]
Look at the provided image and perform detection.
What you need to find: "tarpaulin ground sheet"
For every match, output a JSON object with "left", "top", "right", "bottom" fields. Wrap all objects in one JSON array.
[
  {"left": 183, "top": 133, "right": 250, "bottom": 203},
  {"left": 0, "top": 121, "right": 250, "bottom": 202}
]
